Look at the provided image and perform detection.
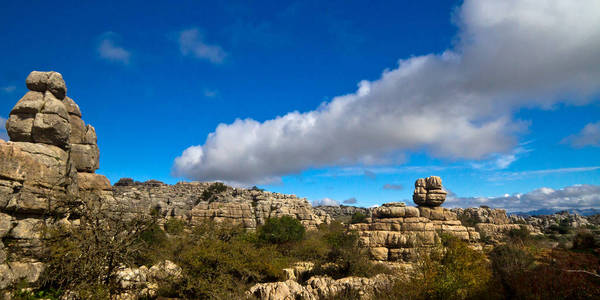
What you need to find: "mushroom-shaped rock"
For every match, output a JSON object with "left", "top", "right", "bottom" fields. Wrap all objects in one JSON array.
[{"left": 413, "top": 176, "right": 447, "bottom": 207}]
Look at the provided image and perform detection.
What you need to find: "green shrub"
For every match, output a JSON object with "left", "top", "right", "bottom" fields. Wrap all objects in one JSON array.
[
  {"left": 572, "top": 230, "right": 597, "bottom": 250},
  {"left": 258, "top": 216, "right": 306, "bottom": 244},
  {"left": 199, "top": 182, "right": 227, "bottom": 203},
  {"left": 506, "top": 225, "right": 531, "bottom": 245},
  {"left": 350, "top": 212, "right": 367, "bottom": 224},
  {"left": 164, "top": 218, "right": 186, "bottom": 235},
  {"left": 389, "top": 234, "right": 493, "bottom": 300}
]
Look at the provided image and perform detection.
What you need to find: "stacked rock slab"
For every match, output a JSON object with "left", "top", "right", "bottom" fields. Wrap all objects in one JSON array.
[
  {"left": 1, "top": 71, "right": 111, "bottom": 289},
  {"left": 412, "top": 176, "right": 447, "bottom": 207},
  {"left": 351, "top": 202, "right": 479, "bottom": 262}
]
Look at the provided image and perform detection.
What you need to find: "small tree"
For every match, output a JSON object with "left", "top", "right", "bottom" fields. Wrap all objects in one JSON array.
[
  {"left": 39, "top": 190, "right": 158, "bottom": 296},
  {"left": 258, "top": 216, "right": 305, "bottom": 244},
  {"left": 350, "top": 212, "right": 367, "bottom": 224}
]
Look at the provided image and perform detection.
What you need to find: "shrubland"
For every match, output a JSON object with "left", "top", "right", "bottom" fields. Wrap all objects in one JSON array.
[{"left": 10, "top": 194, "right": 600, "bottom": 299}]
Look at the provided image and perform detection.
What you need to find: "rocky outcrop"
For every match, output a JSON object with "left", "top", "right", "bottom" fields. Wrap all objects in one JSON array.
[
  {"left": 112, "top": 181, "right": 331, "bottom": 230},
  {"left": 0, "top": 71, "right": 110, "bottom": 289},
  {"left": 247, "top": 274, "right": 393, "bottom": 300},
  {"left": 351, "top": 202, "right": 479, "bottom": 262},
  {"left": 413, "top": 176, "right": 447, "bottom": 207},
  {"left": 509, "top": 211, "right": 591, "bottom": 233},
  {"left": 313, "top": 205, "right": 370, "bottom": 222}
]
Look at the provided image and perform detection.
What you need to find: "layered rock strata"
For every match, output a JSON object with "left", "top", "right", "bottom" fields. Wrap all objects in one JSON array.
[
  {"left": 351, "top": 202, "right": 479, "bottom": 262},
  {"left": 0, "top": 71, "right": 111, "bottom": 289},
  {"left": 412, "top": 176, "right": 447, "bottom": 207},
  {"left": 112, "top": 180, "right": 331, "bottom": 230}
]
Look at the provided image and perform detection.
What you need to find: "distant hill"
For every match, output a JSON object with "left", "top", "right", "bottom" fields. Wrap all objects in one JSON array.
[{"left": 510, "top": 208, "right": 600, "bottom": 216}]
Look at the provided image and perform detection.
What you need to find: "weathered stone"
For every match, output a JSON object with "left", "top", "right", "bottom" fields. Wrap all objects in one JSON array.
[
  {"left": 10, "top": 218, "right": 42, "bottom": 240},
  {"left": 47, "top": 72, "right": 66, "bottom": 99},
  {"left": 0, "top": 213, "right": 12, "bottom": 237},
  {"left": 62, "top": 96, "right": 81, "bottom": 117},
  {"left": 369, "top": 247, "right": 388, "bottom": 260},
  {"left": 425, "top": 176, "right": 442, "bottom": 189},
  {"left": 412, "top": 193, "right": 427, "bottom": 206},
  {"left": 25, "top": 71, "right": 49, "bottom": 92},
  {"left": 69, "top": 115, "right": 86, "bottom": 144},
  {"left": 32, "top": 113, "right": 71, "bottom": 147},
  {"left": 78, "top": 173, "right": 111, "bottom": 191},
  {"left": 6, "top": 114, "right": 34, "bottom": 142},
  {"left": 71, "top": 144, "right": 99, "bottom": 172},
  {"left": 41, "top": 91, "right": 69, "bottom": 119},
  {"left": 83, "top": 125, "right": 97, "bottom": 145},
  {"left": 415, "top": 178, "right": 426, "bottom": 187},
  {"left": 11, "top": 91, "right": 44, "bottom": 115}
]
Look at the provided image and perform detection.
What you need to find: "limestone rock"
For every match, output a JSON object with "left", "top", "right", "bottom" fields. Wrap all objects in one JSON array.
[
  {"left": 77, "top": 172, "right": 111, "bottom": 191},
  {"left": 47, "top": 72, "right": 67, "bottom": 99},
  {"left": 62, "top": 96, "right": 82, "bottom": 117},
  {"left": 69, "top": 115, "right": 86, "bottom": 144},
  {"left": 83, "top": 125, "right": 97, "bottom": 144},
  {"left": 71, "top": 144, "right": 100, "bottom": 172},
  {"left": 6, "top": 114, "right": 34, "bottom": 142},
  {"left": 413, "top": 176, "right": 447, "bottom": 207},
  {"left": 11, "top": 91, "right": 44, "bottom": 115},
  {"left": 25, "top": 71, "right": 49, "bottom": 92},
  {"left": 31, "top": 112, "right": 71, "bottom": 147}
]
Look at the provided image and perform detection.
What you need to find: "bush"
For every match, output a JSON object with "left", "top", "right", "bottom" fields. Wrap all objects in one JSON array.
[
  {"left": 389, "top": 234, "right": 493, "bottom": 299},
  {"left": 164, "top": 218, "right": 186, "bottom": 235},
  {"left": 199, "top": 182, "right": 227, "bottom": 203},
  {"left": 155, "top": 221, "right": 290, "bottom": 299},
  {"left": 258, "top": 216, "right": 306, "bottom": 244},
  {"left": 573, "top": 230, "right": 597, "bottom": 250},
  {"left": 38, "top": 192, "right": 158, "bottom": 297},
  {"left": 350, "top": 212, "right": 367, "bottom": 224}
]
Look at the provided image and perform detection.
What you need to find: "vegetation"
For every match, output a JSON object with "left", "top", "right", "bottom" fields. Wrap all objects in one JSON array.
[
  {"left": 257, "top": 216, "right": 306, "bottom": 244},
  {"left": 350, "top": 212, "right": 368, "bottom": 224},
  {"left": 199, "top": 182, "right": 227, "bottom": 203},
  {"left": 16, "top": 192, "right": 600, "bottom": 299}
]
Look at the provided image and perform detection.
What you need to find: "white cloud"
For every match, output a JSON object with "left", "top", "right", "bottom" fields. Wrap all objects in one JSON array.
[
  {"left": 1, "top": 86, "right": 16, "bottom": 93},
  {"left": 562, "top": 121, "right": 600, "bottom": 148},
  {"left": 312, "top": 197, "right": 340, "bottom": 207},
  {"left": 98, "top": 33, "right": 131, "bottom": 64},
  {"left": 471, "top": 146, "right": 532, "bottom": 170},
  {"left": 445, "top": 184, "right": 600, "bottom": 213},
  {"left": 178, "top": 28, "right": 227, "bottom": 64},
  {"left": 174, "top": 0, "right": 600, "bottom": 185}
]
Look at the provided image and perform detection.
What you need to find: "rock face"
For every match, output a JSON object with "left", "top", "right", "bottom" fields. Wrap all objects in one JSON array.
[
  {"left": 351, "top": 202, "right": 479, "bottom": 262},
  {"left": 0, "top": 71, "right": 110, "bottom": 289},
  {"left": 247, "top": 274, "right": 393, "bottom": 300},
  {"left": 112, "top": 181, "right": 331, "bottom": 230},
  {"left": 413, "top": 176, "right": 447, "bottom": 207},
  {"left": 313, "top": 205, "right": 370, "bottom": 222}
]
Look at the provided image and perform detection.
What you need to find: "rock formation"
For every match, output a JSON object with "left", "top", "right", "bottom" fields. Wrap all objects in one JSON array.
[
  {"left": 0, "top": 71, "right": 111, "bottom": 289},
  {"left": 247, "top": 274, "right": 393, "bottom": 300},
  {"left": 112, "top": 180, "right": 331, "bottom": 230},
  {"left": 412, "top": 176, "right": 447, "bottom": 207},
  {"left": 351, "top": 202, "right": 479, "bottom": 262}
]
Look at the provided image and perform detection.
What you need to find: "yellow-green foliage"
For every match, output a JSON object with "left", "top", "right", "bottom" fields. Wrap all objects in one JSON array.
[{"left": 389, "top": 234, "right": 493, "bottom": 300}]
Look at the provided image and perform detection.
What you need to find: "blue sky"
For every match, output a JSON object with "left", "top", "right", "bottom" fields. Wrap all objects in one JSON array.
[{"left": 1, "top": 0, "right": 599, "bottom": 212}]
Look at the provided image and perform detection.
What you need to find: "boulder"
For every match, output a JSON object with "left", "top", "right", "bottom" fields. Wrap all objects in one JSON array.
[
  {"left": 31, "top": 113, "right": 71, "bottom": 147},
  {"left": 62, "top": 96, "right": 82, "bottom": 117},
  {"left": 77, "top": 173, "right": 111, "bottom": 191},
  {"left": 6, "top": 114, "right": 34, "bottom": 142},
  {"left": 11, "top": 91, "right": 44, "bottom": 115},
  {"left": 69, "top": 115, "right": 86, "bottom": 144},
  {"left": 71, "top": 144, "right": 100, "bottom": 172},
  {"left": 425, "top": 176, "right": 442, "bottom": 189},
  {"left": 25, "top": 71, "right": 49, "bottom": 92},
  {"left": 47, "top": 72, "right": 66, "bottom": 99}
]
